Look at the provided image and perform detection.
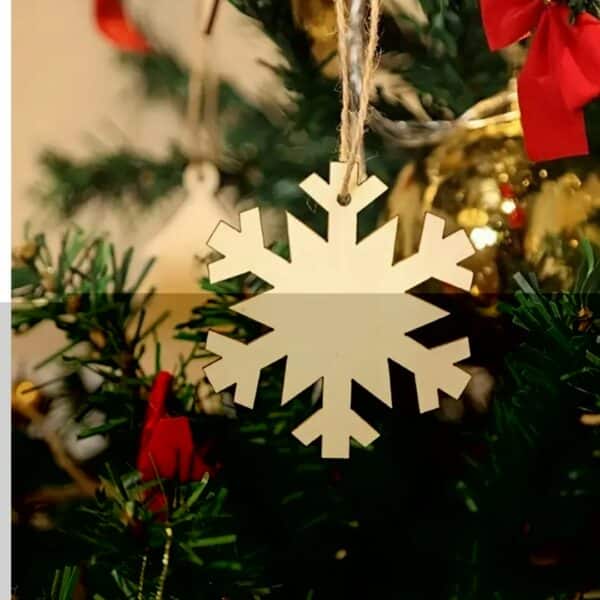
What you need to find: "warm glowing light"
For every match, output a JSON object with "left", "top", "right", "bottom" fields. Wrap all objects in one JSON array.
[
  {"left": 457, "top": 207, "right": 488, "bottom": 229},
  {"left": 500, "top": 199, "right": 517, "bottom": 214},
  {"left": 470, "top": 226, "right": 498, "bottom": 250},
  {"left": 479, "top": 179, "right": 501, "bottom": 209}
]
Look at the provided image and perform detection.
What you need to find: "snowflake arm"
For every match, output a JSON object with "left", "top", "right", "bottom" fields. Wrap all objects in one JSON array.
[
  {"left": 300, "top": 163, "right": 387, "bottom": 252},
  {"left": 300, "top": 165, "right": 387, "bottom": 215},
  {"left": 391, "top": 336, "right": 471, "bottom": 413},
  {"left": 392, "top": 213, "right": 474, "bottom": 292},
  {"left": 292, "top": 375, "right": 379, "bottom": 459},
  {"left": 207, "top": 208, "right": 289, "bottom": 287},
  {"left": 204, "top": 329, "right": 284, "bottom": 408}
]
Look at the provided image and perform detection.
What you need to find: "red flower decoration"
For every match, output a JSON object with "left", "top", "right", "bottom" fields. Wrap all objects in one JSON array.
[
  {"left": 137, "top": 372, "right": 218, "bottom": 512},
  {"left": 480, "top": 0, "right": 600, "bottom": 161},
  {"left": 95, "top": 0, "right": 151, "bottom": 53}
]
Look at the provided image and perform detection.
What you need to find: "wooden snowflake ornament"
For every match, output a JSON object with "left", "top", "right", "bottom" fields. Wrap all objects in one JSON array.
[{"left": 205, "top": 162, "right": 475, "bottom": 458}]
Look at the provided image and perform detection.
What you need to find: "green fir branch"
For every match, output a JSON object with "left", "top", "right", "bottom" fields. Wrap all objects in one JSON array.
[
  {"left": 453, "top": 243, "right": 600, "bottom": 598},
  {"left": 567, "top": 0, "right": 600, "bottom": 19},
  {"left": 49, "top": 566, "right": 79, "bottom": 600},
  {"left": 119, "top": 52, "right": 189, "bottom": 106},
  {"left": 36, "top": 146, "right": 187, "bottom": 217}
]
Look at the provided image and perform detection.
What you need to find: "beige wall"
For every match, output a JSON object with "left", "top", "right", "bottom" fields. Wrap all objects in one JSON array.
[{"left": 12, "top": 0, "right": 281, "bottom": 382}]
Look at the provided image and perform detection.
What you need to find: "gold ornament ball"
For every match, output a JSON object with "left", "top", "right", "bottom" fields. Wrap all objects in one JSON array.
[
  {"left": 418, "top": 115, "right": 600, "bottom": 297},
  {"left": 291, "top": 0, "right": 336, "bottom": 40},
  {"left": 13, "top": 380, "right": 42, "bottom": 418},
  {"left": 291, "top": 0, "right": 337, "bottom": 75},
  {"left": 14, "top": 241, "right": 38, "bottom": 262}
]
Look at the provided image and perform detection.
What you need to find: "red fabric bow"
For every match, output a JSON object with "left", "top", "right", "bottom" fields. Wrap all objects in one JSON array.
[
  {"left": 95, "top": 0, "right": 151, "bottom": 53},
  {"left": 137, "top": 372, "right": 218, "bottom": 512},
  {"left": 481, "top": 0, "right": 600, "bottom": 161}
]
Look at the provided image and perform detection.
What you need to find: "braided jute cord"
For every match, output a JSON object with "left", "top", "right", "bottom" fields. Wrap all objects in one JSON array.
[{"left": 334, "top": 0, "right": 381, "bottom": 204}]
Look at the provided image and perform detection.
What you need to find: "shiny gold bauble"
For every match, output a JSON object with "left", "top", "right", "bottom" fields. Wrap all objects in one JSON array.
[
  {"left": 291, "top": 0, "right": 337, "bottom": 75},
  {"left": 524, "top": 173, "right": 600, "bottom": 259},
  {"left": 13, "top": 380, "right": 42, "bottom": 419},
  {"left": 13, "top": 241, "right": 38, "bottom": 262},
  {"left": 415, "top": 114, "right": 600, "bottom": 298},
  {"left": 291, "top": 0, "right": 336, "bottom": 41}
]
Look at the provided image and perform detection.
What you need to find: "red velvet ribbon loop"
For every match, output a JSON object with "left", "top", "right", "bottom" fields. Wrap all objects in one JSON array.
[
  {"left": 481, "top": 0, "right": 600, "bottom": 161},
  {"left": 137, "top": 372, "right": 217, "bottom": 490},
  {"left": 95, "top": 0, "right": 151, "bottom": 53}
]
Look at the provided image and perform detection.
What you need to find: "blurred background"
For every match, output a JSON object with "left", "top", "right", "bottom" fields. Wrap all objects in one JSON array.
[
  {"left": 11, "top": 1, "right": 600, "bottom": 598},
  {"left": 13, "top": 0, "right": 283, "bottom": 376}
]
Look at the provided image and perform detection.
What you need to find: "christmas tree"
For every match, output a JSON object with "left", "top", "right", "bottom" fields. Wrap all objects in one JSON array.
[{"left": 11, "top": 1, "right": 600, "bottom": 598}]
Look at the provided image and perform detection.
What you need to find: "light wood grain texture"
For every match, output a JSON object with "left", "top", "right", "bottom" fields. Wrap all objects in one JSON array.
[{"left": 205, "top": 162, "right": 475, "bottom": 458}]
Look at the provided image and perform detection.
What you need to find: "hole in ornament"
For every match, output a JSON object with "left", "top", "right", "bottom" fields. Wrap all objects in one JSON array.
[{"left": 337, "top": 193, "right": 351, "bottom": 206}]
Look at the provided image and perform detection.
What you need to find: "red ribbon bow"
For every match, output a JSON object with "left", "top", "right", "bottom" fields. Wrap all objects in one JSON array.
[
  {"left": 481, "top": 0, "right": 600, "bottom": 161},
  {"left": 95, "top": 0, "right": 151, "bottom": 53},
  {"left": 137, "top": 372, "right": 217, "bottom": 511}
]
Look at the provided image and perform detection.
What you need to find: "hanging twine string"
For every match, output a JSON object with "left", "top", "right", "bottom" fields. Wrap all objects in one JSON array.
[
  {"left": 335, "top": 0, "right": 351, "bottom": 162},
  {"left": 335, "top": 0, "right": 381, "bottom": 203},
  {"left": 186, "top": 0, "right": 221, "bottom": 164},
  {"left": 368, "top": 86, "right": 519, "bottom": 148}
]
